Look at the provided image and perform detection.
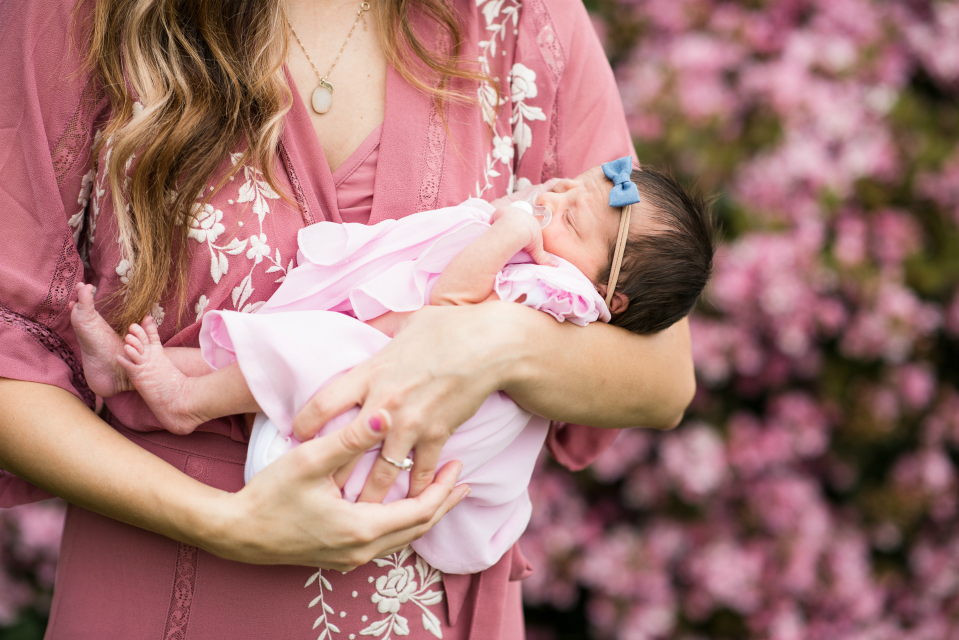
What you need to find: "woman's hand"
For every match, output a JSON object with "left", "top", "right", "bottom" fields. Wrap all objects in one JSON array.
[
  {"left": 214, "top": 414, "right": 469, "bottom": 570},
  {"left": 292, "top": 303, "right": 526, "bottom": 503},
  {"left": 0, "top": 378, "right": 468, "bottom": 571}
]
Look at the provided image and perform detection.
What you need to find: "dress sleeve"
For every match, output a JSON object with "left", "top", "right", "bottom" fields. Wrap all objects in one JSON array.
[
  {"left": 526, "top": 0, "right": 634, "bottom": 467},
  {"left": 0, "top": 1, "right": 106, "bottom": 505}
]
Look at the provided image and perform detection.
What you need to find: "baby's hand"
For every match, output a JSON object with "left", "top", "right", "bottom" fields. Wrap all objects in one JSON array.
[{"left": 490, "top": 205, "right": 558, "bottom": 267}]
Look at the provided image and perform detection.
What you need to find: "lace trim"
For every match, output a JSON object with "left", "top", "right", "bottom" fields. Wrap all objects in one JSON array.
[
  {"left": 417, "top": 30, "right": 451, "bottom": 211},
  {"left": 36, "top": 234, "right": 82, "bottom": 327},
  {"left": 543, "top": 98, "right": 560, "bottom": 181},
  {"left": 527, "top": 0, "right": 566, "bottom": 85},
  {"left": 52, "top": 78, "right": 105, "bottom": 188},
  {"left": 163, "top": 542, "right": 200, "bottom": 640},
  {"left": 0, "top": 302, "right": 95, "bottom": 409},
  {"left": 279, "top": 138, "right": 315, "bottom": 226},
  {"left": 161, "top": 456, "right": 209, "bottom": 640}
]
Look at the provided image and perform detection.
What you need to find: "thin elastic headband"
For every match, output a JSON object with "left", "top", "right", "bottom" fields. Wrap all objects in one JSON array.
[
  {"left": 601, "top": 156, "right": 640, "bottom": 310},
  {"left": 605, "top": 204, "right": 631, "bottom": 309}
]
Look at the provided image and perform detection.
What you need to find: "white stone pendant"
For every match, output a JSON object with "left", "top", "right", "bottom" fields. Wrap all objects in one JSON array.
[{"left": 311, "top": 81, "right": 333, "bottom": 114}]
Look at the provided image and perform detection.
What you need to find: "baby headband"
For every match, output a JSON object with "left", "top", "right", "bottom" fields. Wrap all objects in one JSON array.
[{"left": 601, "top": 156, "right": 640, "bottom": 309}]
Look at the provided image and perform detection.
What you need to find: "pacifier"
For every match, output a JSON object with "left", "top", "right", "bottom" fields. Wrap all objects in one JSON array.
[{"left": 507, "top": 195, "right": 552, "bottom": 229}]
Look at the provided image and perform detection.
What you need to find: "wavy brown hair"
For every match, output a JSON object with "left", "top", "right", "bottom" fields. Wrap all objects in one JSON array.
[{"left": 84, "top": 0, "right": 491, "bottom": 331}]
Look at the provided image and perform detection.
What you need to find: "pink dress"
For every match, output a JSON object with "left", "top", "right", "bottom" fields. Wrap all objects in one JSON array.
[
  {"left": 200, "top": 200, "right": 610, "bottom": 575},
  {"left": 0, "top": 0, "right": 633, "bottom": 636}
]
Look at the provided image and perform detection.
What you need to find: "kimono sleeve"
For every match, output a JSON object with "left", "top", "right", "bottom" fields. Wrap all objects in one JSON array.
[
  {"left": 533, "top": 0, "right": 634, "bottom": 468},
  {"left": 0, "top": 1, "right": 105, "bottom": 504},
  {"left": 550, "top": 0, "right": 636, "bottom": 176}
]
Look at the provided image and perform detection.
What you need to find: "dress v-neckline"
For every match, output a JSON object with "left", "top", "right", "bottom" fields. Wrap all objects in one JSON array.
[{"left": 283, "top": 66, "right": 386, "bottom": 224}]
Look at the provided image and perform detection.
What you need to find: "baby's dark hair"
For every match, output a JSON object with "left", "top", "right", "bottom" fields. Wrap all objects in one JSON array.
[{"left": 600, "top": 166, "right": 716, "bottom": 334}]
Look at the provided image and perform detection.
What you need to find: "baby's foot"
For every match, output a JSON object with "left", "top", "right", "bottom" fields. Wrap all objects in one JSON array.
[
  {"left": 117, "top": 318, "right": 203, "bottom": 435},
  {"left": 69, "top": 282, "right": 132, "bottom": 397}
]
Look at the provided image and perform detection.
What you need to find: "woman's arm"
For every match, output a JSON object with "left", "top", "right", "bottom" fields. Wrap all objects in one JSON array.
[
  {"left": 0, "top": 378, "right": 468, "bottom": 570},
  {"left": 292, "top": 300, "right": 694, "bottom": 502}
]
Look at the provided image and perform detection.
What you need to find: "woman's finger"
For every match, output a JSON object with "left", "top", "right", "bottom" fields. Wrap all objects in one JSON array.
[
  {"left": 332, "top": 410, "right": 393, "bottom": 488},
  {"left": 407, "top": 439, "right": 444, "bottom": 498},
  {"left": 356, "top": 437, "right": 416, "bottom": 503},
  {"left": 359, "top": 461, "right": 467, "bottom": 543},
  {"left": 363, "top": 484, "right": 471, "bottom": 558},
  {"left": 293, "top": 369, "right": 368, "bottom": 441},
  {"left": 289, "top": 408, "right": 387, "bottom": 478}
]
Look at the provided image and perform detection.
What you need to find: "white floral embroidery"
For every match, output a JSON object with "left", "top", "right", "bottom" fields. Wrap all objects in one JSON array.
[
  {"left": 508, "top": 63, "right": 546, "bottom": 160},
  {"left": 194, "top": 295, "right": 209, "bottom": 322},
  {"left": 359, "top": 547, "right": 444, "bottom": 639},
  {"left": 188, "top": 204, "right": 226, "bottom": 244},
  {"left": 474, "top": 0, "right": 542, "bottom": 197},
  {"left": 305, "top": 569, "right": 341, "bottom": 640},
  {"left": 184, "top": 155, "right": 289, "bottom": 315},
  {"left": 116, "top": 259, "right": 132, "bottom": 285},
  {"left": 70, "top": 169, "right": 95, "bottom": 246},
  {"left": 150, "top": 303, "right": 165, "bottom": 327}
]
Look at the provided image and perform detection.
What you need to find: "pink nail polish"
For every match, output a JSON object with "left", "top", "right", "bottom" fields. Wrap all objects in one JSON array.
[{"left": 369, "top": 415, "right": 382, "bottom": 432}]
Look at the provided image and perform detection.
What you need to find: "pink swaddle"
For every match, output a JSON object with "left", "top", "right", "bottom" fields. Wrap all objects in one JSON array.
[{"left": 198, "top": 199, "right": 609, "bottom": 573}]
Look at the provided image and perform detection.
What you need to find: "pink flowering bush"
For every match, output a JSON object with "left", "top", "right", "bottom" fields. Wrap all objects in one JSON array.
[
  {"left": 523, "top": 0, "right": 959, "bottom": 637},
  {"left": 0, "top": 502, "right": 64, "bottom": 632}
]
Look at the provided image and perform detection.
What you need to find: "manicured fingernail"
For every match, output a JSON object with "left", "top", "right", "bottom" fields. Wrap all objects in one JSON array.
[{"left": 369, "top": 415, "right": 382, "bottom": 432}]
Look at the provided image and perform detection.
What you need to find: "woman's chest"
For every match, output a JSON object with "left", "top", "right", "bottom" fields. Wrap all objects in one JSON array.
[{"left": 80, "top": 153, "right": 307, "bottom": 344}]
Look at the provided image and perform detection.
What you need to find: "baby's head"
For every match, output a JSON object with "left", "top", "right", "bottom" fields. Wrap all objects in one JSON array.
[{"left": 536, "top": 161, "right": 715, "bottom": 334}]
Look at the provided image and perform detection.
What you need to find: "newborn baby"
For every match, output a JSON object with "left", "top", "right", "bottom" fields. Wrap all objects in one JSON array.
[{"left": 71, "top": 157, "right": 715, "bottom": 573}]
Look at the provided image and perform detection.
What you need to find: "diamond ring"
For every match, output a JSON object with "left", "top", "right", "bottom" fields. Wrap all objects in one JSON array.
[{"left": 381, "top": 454, "right": 414, "bottom": 471}]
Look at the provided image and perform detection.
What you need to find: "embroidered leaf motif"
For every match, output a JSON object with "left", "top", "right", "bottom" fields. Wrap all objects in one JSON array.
[
  {"left": 318, "top": 629, "right": 329, "bottom": 640},
  {"left": 224, "top": 237, "right": 248, "bottom": 255},
  {"left": 392, "top": 613, "right": 410, "bottom": 636},
  {"left": 305, "top": 571, "right": 320, "bottom": 588},
  {"left": 232, "top": 274, "right": 253, "bottom": 310},
  {"left": 323, "top": 602, "right": 334, "bottom": 615},
  {"left": 417, "top": 590, "right": 443, "bottom": 607},
  {"left": 372, "top": 557, "right": 392, "bottom": 568},
  {"left": 422, "top": 610, "right": 442, "bottom": 638},
  {"left": 320, "top": 574, "right": 332, "bottom": 591},
  {"left": 309, "top": 595, "right": 322, "bottom": 609},
  {"left": 360, "top": 617, "right": 391, "bottom": 636},
  {"left": 327, "top": 623, "right": 340, "bottom": 633}
]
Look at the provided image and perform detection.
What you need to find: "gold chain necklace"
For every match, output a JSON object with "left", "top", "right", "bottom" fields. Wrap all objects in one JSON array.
[{"left": 287, "top": 1, "right": 371, "bottom": 114}]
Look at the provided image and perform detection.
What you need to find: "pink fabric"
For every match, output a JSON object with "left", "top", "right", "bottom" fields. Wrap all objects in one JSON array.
[
  {"left": 199, "top": 201, "right": 608, "bottom": 574},
  {"left": 1, "top": 0, "right": 633, "bottom": 635},
  {"left": 332, "top": 124, "right": 381, "bottom": 224}
]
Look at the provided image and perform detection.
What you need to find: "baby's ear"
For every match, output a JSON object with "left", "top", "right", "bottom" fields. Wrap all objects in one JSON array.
[{"left": 596, "top": 285, "right": 629, "bottom": 315}]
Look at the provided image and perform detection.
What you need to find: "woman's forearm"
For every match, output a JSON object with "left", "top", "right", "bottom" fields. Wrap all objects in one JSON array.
[
  {"left": 502, "top": 304, "right": 695, "bottom": 429},
  {"left": 0, "top": 378, "right": 226, "bottom": 547},
  {"left": 0, "top": 378, "right": 466, "bottom": 569}
]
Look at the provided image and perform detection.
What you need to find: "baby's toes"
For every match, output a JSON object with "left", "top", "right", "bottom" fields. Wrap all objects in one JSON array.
[
  {"left": 124, "top": 331, "right": 147, "bottom": 355},
  {"left": 127, "top": 323, "right": 150, "bottom": 345},
  {"left": 122, "top": 343, "right": 144, "bottom": 365},
  {"left": 141, "top": 316, "right": 162, "bottom": 346},
  {"left": 76, "top": 283, "right": 96, "bottom": 308}
]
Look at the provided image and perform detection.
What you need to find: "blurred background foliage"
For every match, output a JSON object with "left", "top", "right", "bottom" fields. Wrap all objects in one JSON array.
[
  {"left": 2, "top": 0, "right": 958, "bottom": 638},
  {"left": 522, "top": 0, "right": 959, "bottom": 638}
]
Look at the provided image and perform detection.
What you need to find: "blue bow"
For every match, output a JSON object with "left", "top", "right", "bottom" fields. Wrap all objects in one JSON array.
[{"left": 602, "top": 156, "right": 640, "bottom": 208}]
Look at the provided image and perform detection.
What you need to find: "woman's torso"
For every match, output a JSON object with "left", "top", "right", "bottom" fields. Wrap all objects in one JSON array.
[{"left": 0, "top": 0, "right": 634, "bottom": 634}]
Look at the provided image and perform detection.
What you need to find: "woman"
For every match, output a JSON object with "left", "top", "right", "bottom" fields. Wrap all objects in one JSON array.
[{"left": 0, "top": 0, "right": 694, "bottom": 637}]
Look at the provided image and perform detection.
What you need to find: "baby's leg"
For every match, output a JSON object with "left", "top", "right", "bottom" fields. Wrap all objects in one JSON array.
[
  {"left": 118, "top": 320, "right": 259, "bottom": 435},
  {"left": 69, "top": 282, "right": 133, "bottom": 397}
]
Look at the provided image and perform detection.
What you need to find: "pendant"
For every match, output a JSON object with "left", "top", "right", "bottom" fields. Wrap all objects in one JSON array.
[{"left": 311, "top": 80, "right": 333, "bottom": 114}]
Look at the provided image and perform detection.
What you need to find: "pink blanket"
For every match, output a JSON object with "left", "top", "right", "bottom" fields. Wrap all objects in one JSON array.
[{"left": 198, "top": 199, "right": 609, "bottom": 573}]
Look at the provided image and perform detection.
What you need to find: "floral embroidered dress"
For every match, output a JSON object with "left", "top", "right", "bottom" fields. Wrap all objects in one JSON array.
[{"left": 0, "top": 0, "right": 632, "bottom": 637}]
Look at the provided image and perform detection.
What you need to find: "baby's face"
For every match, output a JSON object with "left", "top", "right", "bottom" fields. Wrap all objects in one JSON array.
[{"left": 535, "top": 166, "right": 621, "bottom": 283}]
